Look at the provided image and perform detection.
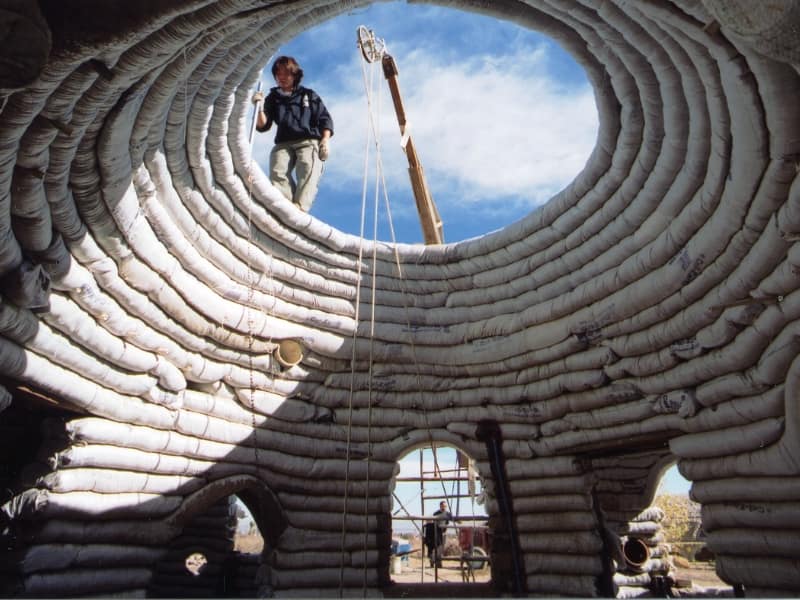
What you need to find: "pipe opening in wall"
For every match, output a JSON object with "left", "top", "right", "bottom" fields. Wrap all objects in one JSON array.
[
  {"left": 275, "top": 339, "right": 305, "bottom": 368},
  {"left": 254, "top": 1, "right": 598, "bottom": 244}
]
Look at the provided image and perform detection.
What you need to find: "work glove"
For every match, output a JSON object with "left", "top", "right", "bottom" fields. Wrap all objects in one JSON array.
[
  {"left": 319, "top": 139, "right": 330, "bottom": 161},
  {"left": 252, "top": 91, "right": 264, "bottom": 104}
]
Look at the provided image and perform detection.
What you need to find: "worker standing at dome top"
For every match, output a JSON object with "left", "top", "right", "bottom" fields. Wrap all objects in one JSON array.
[{"left": 252, "top": 56, "right": 334, "bottom": 212}]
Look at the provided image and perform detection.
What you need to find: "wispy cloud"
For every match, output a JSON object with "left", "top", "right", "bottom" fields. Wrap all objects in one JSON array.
[
  {"left": 321, "top": 42, "right": 597, "bottom": 212},
  {"left": 253, "top": 4, "right": 598, "bottom": 241}
]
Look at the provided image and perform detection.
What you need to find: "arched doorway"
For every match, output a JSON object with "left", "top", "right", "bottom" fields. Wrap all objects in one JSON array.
[
  {"left": 146, "top": 477, "right": 285, "bottom": 598},
  {"left": 389, "top": 443, "right": 491, "bottom": 587},
  {"left": 147, "top": 494, "right": 266, "bottom": 598}
]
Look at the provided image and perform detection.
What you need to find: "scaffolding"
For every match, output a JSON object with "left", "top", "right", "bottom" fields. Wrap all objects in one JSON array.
[{"left": 391, "top": 444, "right": 490, "bottom": 582}]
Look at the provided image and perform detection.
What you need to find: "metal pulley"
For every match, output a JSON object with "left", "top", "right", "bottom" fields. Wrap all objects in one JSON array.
[{"left": 357, "top": 25, "right": 386, "bottom": 63}]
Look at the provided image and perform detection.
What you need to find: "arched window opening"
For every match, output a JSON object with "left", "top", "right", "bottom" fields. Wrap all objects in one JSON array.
[
  {"left": 148, "top": 494, "right": 266, "bottom": 598},
  {"left": 590, "top": 453, "right": 734, "bottom": 597},
  {"left": 645, "top": 464, "right": 728, "bottom": 595},
  {"left": 232, "top": 496, "right": 264, "bottom": 555},
  {"left": 389, "top": 443, "right": 491, "bottom": 585}
]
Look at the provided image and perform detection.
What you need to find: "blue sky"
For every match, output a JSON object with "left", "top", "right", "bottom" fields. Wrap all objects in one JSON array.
[{"left": 252, "top": 1, "right": 598, "bottom": 243}]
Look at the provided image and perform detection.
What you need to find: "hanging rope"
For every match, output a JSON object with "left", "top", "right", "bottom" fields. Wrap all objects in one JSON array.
[
  {"left": 246, "top": 80, "right": 264, "bottom": 466},
  {"left": 243, "top": 66, "right": 275, "bottom": 475},
  {"left": 339, "top": 27, "right": 467, "bottom": 592},
  {"left": 344, "top": 28, "right": 465, "bottom": 589},
  {"left": 338, "top": 47, "right": 382, "bottom": 597}
]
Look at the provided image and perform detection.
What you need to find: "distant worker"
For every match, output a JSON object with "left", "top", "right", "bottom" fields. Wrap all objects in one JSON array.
[
  {"left": 424, "top": 501, "right": 452, "bottom": 568},
  {"left": 252, "top": 56, "right": 333, "bottom": 212}
]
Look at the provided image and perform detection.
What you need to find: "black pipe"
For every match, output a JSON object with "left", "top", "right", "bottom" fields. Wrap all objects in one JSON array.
[{"left": 476, "top": 420, "right": 525, "bottom": 596}]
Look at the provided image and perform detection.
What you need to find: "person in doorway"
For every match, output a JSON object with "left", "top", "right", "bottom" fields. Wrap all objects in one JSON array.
[
  {"left": 252, "top": 56, "right": 333, "bottom": 212},
  {"left": 430, "top": 501, "right": 452, "bottom": 568}
]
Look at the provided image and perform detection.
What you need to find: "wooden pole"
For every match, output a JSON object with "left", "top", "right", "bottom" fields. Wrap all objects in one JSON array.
[{"left": 381, "top": 55, "right": 444, "bottom": 245}]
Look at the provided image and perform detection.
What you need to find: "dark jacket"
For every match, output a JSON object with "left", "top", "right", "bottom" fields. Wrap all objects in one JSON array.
[{"left": 258, "top": 85, "right": 334, "bottom": 144}]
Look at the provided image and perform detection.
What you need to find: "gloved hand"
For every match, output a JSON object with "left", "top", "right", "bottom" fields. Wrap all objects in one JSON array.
[
  {"left": 252, "top": 91, "right": 264, "bottom": 104},
  {"left": 319, "top": 139, "right": 330, "bottom": 161}
]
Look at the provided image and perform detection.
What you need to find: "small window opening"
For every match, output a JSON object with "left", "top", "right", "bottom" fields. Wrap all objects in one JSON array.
[{"left": 184, "top": 552, "right": 208, "bottom": 576}]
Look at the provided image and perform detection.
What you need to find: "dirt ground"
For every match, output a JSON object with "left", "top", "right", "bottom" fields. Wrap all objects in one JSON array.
[
  {"left": 673, "top": 561, "right": 727, "bottom": 589},
  {"left": 234, "top": 533, "right": 264, "bottom": 554},
  {"left": 390, "top": 552, "right": 727, "bottom": 589},
  {"left": 390, "top": 551, "right": 492, "bottom": 584}
]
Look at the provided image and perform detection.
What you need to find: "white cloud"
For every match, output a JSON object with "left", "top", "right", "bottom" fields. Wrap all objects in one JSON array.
[{"left": 320, "top": 41, "right": 598, "bottom": 212}]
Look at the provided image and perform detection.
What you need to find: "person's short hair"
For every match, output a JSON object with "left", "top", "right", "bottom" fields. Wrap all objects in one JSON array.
[{"left": 271, "top": 56, "right": 303, "bottom": 86}]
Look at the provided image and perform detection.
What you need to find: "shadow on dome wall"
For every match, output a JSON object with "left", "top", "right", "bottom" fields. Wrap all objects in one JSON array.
[
  {"left": 255, "top": 1, "right": 599, "bottom": 244},
  {"left": 3, "top": 0, "right": 800, "bottom": 597}
]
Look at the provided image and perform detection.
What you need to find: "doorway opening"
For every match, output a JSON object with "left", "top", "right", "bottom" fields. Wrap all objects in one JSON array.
[
  {"left": 647, "top": 463, "right": 727, "bottom": 595},
  {"left": 389, "top": 443, "right": 491, "bottom": 586},
  {"left": 147, "top": 494, "right": 266, "bottom": 598}
]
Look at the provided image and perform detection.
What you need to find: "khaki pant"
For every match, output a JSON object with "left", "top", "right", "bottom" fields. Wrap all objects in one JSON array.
[{"left": 269, "top": 138, "right": 323, "bottom": 212}]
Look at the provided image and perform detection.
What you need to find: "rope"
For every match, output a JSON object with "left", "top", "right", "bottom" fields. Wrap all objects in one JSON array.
[
  {"left": 342, "top": 38, "right": 466, "bottom": 592},
  {"left": 246, "top": 81, "right": 264, "bottom": 466},
  {"left": 362, "top": 63, "right": 384, "bottom": 593},
  {"left": 244, "top": 68, "right": 274, "bottom": 488},
  {"left": 338, "top": 50, "right": 380, "bottom": 597},
  {"left": 376, "top": 154, "right": 453, "bottom": 513}
]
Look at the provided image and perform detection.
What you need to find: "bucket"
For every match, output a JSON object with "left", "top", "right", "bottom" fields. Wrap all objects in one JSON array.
[
  {"left": 275, "top": 339, "right": 304, "bottom": 368},
  {"left": 391, "top": 555, "right": 402, "bottom": 575}
]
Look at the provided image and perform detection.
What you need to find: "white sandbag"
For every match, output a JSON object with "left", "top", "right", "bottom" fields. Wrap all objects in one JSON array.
[
  {"left": 670, "top": 417, "right": 785, "bottom": 458},
  {"left": 523, "top": 552, "right": 603, "bottom": 575},
  {"left": 271, "top": 549, "right": 378, "bottom": 569},
  {"left": 37, "top": 468, "right": 204, "bottom": 495},
  {"left": 691, "top": 476, "right": 800, "bottom": 504},
  {"left": 20, "top": 543, "right": 166, "bottom": 573},
  {"left": 50, "top": 443, "right": 224, "bottom": 477},
  {"left": 706, "top": 528, "right": 800, "bottom": 557},
  {"left": 3, "top": 488, "right": 182, "bottom": 520},
  {"left": 525, "top": 573, "right": 598, "bottom": 596},
  {"left": 518, "top": 530, "right": 604, "bottom": 554},
  {"left": 716, "top": 555, "right": 800, "bottom": 592},
  {"left": 12, "top": 516, "right": 182, "bottom": 545},
  {"left": 622, "top": 521, "right": 661, "bottom": 536},
  {"left": 631, "top": 506, "right": 665, "bottom": 522},
  {"left": 702, "top": 501, "right": 800, "bottom": 529},
  {"left": 516, "top": 511, "right": 597, "bottom": 532},
  {"left": 268, "top": 566, "right": 379, "bottom": 589},
  {"left": 510, "top": 474, "right": 597, "bottom": 496},
  {"left": 276, "top": 525, "right": 380, "bottom": 553},
  {"left": 613, "top": 572, "right": 651, "bottom": 586},
  {"left": 278, "top": 491, "right": 388, "bottom": 514},
  {"left": 22, "top": 567, "right": 152, "bottom": 596},
  {"left": 684, "top": 387, "right": 784, "bottom": 434},
  {"left": 513, "top": 494, "right": 593, "bottom": 513},
  {"left": 286, "top": 509, "right": 382, "bottom": 533}
]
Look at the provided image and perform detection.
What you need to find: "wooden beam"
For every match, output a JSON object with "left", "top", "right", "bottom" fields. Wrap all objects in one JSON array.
[{"left": 381, "top": 55, "right": 444, "bottom": 245}]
